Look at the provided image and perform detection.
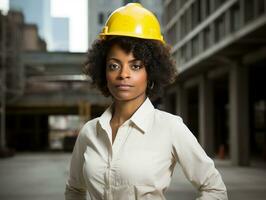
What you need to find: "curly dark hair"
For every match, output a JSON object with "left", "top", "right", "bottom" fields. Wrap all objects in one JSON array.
[{"left": 83, "top": 36, "right": 177, "bottom": 100}]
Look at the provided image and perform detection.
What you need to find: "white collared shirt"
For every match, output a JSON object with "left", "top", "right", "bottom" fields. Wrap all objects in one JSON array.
[{"left": 65, "top": 98, "right": 227, "bottom": 200}]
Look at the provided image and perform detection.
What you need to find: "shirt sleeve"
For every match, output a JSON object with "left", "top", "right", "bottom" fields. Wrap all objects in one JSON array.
[
  {"left": 171, "top": 116, "right": 228, "bottom": 200},
  {"left": 65, "top": 127, "right": 87, "bottom": 200}
]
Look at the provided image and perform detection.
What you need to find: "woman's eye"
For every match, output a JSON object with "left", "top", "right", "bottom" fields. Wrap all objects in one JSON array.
[
  {"left": 131, "top": 64, "right": 142, "bottom": 70},
  {"left": 108, "top": 63, "right": 120, "bottom": 70}
]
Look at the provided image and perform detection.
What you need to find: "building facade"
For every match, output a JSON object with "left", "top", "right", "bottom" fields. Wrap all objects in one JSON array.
[
  {"left": 0, "top": 10, "right": 47, "bottom": 154},
  {"left": 162, "top": 0, "right": 266, "bottom": 166},
  {"left": 9, "top": 0, "right": 52, "bottom": 49}
]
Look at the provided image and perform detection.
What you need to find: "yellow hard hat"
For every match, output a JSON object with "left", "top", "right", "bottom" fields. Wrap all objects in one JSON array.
[{"left": 99, "top": 3, "right": 164, "bottom": 42}]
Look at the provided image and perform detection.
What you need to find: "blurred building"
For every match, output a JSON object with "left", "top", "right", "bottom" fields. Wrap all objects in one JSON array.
[
  {"left": 0, "top": 10, "right": 47, "bottom": 154},
  {"left": 9, "top": 0, "right": 73, "bottom": 52},
  {"left": 9, "top": 0, "right": 52, "bottom": 49},
  {"left": 88, "top": 0, "right": 162, "bottom": 45},
  {"left": 0, "top": 8, "right": 108, "bottom": 153},
  {"left": 162, "top": 0, "right": 266, "bottom": 166},
  {"left": 23, "top": 24, "right": 47, "bottom": 51},
  {"left": 88, "top": 0, "right": 122, "bottom": 45}
]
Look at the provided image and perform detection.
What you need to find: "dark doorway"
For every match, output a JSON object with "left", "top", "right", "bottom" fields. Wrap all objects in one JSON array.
[
  {"left": 187, "top": 86, "right": 199, "bottom": 139},
  {"left": 6, "top": 114, "right": 49, "bottom": 151},
  {"left": 213, "top": 75, "right": 229, "bottom": 157},
  {"left": 250, "top": 60, "right": 266, "bottom": 161}
]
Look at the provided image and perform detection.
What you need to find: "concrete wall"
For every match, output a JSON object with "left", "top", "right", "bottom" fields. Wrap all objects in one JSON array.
[{"left": 163, "top": 0, "right": 266, "bottom": 166}]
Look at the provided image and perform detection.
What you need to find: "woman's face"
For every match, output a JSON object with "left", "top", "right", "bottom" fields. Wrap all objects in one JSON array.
[{"left": 106, "top": 44, "right": 148, "bottom": 102}]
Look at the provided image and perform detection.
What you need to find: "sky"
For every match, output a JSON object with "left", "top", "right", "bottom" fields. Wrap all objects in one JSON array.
[
  {"left": 0, "top": 0, "right": 9, "bottom": 14},
  {"left": 51, "top": 0, "right": 88, "bottom": 52},
  {"left": 0, "top": 0, "right": 88, "bottom": 52}
]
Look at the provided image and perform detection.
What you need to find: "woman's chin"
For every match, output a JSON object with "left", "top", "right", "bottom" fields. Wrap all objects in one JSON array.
[
  {"left": 113, "top": 95, "right": 134, "bottom": 102},
  {"left": 112, "top": 93, "right": 146, "bottom": 102}
]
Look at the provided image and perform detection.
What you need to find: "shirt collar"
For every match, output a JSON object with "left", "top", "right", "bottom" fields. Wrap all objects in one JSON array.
[
  {"left": 98, "top": 97, "right": 155, "bottom": 134},
  {"left": 98, "top": 104, "right": 113, "bottom": 136},
  {"left": 130, "top": 97, "right": 154, "bottom": 133}
]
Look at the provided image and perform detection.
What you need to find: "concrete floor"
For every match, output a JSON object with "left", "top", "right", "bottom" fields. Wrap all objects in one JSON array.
[{"left": 0, "top": 153, "right": 265, "bottom": 200}]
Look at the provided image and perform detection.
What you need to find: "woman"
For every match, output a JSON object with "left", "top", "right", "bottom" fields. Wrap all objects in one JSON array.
[{"left": 65, "top": 3, "right": 228, "bottom": 200}]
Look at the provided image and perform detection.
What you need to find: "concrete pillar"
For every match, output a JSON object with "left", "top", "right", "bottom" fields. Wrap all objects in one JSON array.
[
  {"left": 187, "top": 6, "right": 192, "bottom": 33},
  {"left": 79, "top": 101, "right": 91, "bottom": 123},
  {"left": 210, "top": 0, "right": 216, "bottom": 14},
  {"left": 0, "top": 14, "right": 7, "bottom": 152},
  {"left": 199, "top": 75, "right": 215, "bottom": 156},
  {"left": 239, "top": 0, "right": 245, "bottom": 27},
  {"left": 198, "top": 32, "right": 204, "bottom": 53},
  {"left": 225, "top": 9, "right": 231, "bottom": 35},
  {"left": 176, "top": 84, "right": 188, "bottom": 123},
  {"left": 229, "top": 63, "right": 250, "bottom": 166},
  {"left": 201, "top": 0, "right": 207, "bottom": 19}
]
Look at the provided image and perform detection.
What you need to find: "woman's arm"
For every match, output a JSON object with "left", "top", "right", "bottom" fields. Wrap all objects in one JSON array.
[
  {"left": 65, "top": 129, "right": 87, "bottom": 200},
  {"left": 172, "top": 116, "right": 228, "bottom": 200}
]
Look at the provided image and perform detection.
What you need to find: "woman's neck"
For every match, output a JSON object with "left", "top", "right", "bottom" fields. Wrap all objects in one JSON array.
[{"left": 111, "top": 96, "right": 146, "bottom": 126}]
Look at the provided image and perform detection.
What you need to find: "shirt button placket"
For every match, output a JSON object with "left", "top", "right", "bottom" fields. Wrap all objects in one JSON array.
[
  {"left": 112, "top": 126, "right": 126, "bottom": 158},
  {"left": 106, "top": 140, "right": 112, "bottom": 200}
]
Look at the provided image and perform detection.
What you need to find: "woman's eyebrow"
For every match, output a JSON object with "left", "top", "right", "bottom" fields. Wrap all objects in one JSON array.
[
  {"left": 129, "top": 59, "right": 141, "bottom": 63},
  {"left": 106, "top": 57, "right": 121, "bottom": 63},
  {"left": 106, "top": 57, "right": 140, "bottom": 63}
]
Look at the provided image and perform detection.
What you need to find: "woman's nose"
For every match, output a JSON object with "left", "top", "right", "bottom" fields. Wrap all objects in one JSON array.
[{"left": 119, "top": 65, "right": 130, "bottom": 79}]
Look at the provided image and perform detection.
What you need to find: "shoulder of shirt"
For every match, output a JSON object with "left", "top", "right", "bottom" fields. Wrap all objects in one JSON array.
[
  {"left": 153, "top": 109, "right": 193, "bottom": 143},
  {"left": 154, "top": 108, "right": 184, "bottom": 124},
  {"left": 78, "top": 117, "right": 99, "bottom": 137}
]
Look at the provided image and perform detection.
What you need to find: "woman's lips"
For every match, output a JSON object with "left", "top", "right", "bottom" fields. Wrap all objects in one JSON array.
[{"left": 115, "top": 84, "right": 133, "bottom": 90}]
